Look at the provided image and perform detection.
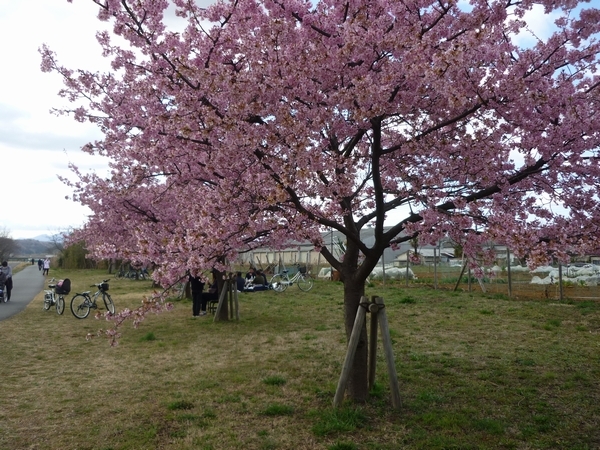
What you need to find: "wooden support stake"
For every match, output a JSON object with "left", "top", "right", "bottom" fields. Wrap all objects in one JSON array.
[
  {"left": 558, "top": 263, "right": 564, "bottom": 301},
  {"left": 375, "top": 297, "right": 402, "bottom": 410},
  {"left": 406, "top": 252, "right": 410, "bottom": 287},
  {"left": 477, "top": 275, "right": 487, "bottom": 293},
  {"left": 334, "top": 296, "right": 401, "bottom": 409},
  {"left": 333, "top": 297, "right": 369, "bottom": 407},
  {"left": 213, "top": 280, "right": 229, "bottom": 322},
  {"left": 434, "top": 247, "right": 438, "bottom": 290},
  {"left": 453, "top": 261, "right": 468, "bottom": 292},
  {"left": 228, "top": 281, "right": 234, "bottom": 320},
  {"left": 368, "top": 296, "right": 379, "bottom": 391},
  {"left": 234, "top": 283, "right": 239, "bottom": 321},
  {"left": 506, "top": 248, "right": 512, "bottom": 299},
  {"left": 468, "top": 267, "right": 472, "bottom": 292}
]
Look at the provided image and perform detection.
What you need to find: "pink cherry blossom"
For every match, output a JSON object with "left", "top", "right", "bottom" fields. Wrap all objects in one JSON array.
[{"left": 44, "top": 0, "right": 600, "bottom": 401}]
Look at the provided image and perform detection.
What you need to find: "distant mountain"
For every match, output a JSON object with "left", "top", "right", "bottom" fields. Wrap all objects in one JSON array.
[
  {"left": 15, "top": 239, "right": 59, "bottom": 257},
  {"left": 32, "top": 234, "right": 64, "bottom": 243}
]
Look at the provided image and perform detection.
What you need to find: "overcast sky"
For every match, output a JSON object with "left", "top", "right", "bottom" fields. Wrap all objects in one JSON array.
[
  {"left": 0, "top": 1, "right": 110, "bottom": 239},
  {"left": 0, "top": 0, "right": 591, "bottom": 240}
]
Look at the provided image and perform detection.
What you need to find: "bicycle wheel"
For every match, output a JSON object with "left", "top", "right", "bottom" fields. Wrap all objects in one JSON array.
[
  {"left": 43, "top": 293, "right": 52, "bottom": 311},
  {"left": 103, "top": 293, "right": 116, "bottom": 314},
  {"left": 174, "top": 282, "right": 186, "bottom": 299},
  {"left": 297, "top": 275, "right": 314, "bottom": 292},
  {"left": 70, "top": 294, "right": 91, "bottom": 319},
  {"left": 56, "top": 296, "right": 65, "bottom": 315},
  {"left": 270, "top": 274, "right": 288, "bottom": 292}
]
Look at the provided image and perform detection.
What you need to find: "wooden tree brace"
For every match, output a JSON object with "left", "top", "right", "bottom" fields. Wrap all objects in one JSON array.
[{"left": 333, "top": 296, "right": 401, "bottom": 410}]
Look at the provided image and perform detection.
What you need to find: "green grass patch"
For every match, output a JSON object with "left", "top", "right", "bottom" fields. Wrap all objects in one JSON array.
[
  {"left": 167, "top": 400, "right": 195, "bottom": 410},
  {"left": 262, "top": 403, "right": 294, "bottom": 416},
  {"left": 328, "top": 442, "right": 358, "bottom": 450},
  {"left": 311, "top": 407, "right": 367, "bottom": 436},
  {"left": 139, "top": 331, "right": 157, "bottom": 341},
  {"left": 262, "top": 375, "right": 287, "bottom": 386}
]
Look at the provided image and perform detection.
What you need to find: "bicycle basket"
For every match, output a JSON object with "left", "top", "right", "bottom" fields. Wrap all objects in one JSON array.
[
  {"left": 299, "top": 266, "right": 307, "bottom": 274},
  {"left": 101, "top": 282, "right": 109, "bottom": 291},
  {"left": 55, "top": 278, "right": 71, "bottom": 295}
]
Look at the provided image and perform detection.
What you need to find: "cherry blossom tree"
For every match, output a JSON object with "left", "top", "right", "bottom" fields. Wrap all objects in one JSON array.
[{"left": 43, "top": 0, "right": 600, "bottom": 401}]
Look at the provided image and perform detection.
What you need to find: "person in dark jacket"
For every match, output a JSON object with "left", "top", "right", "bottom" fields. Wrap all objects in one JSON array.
[
  {"left": 235, "top": 272, "right": 245, "bottom": 292},
  {"left": 252, "top": 270, "right": 268, "bottom": 291},
  {"left": 188, "top": 274, "right": 205, "bottom": 317},
  {"left": 1, "top": 261, "right": 13, "bottom": 302}
]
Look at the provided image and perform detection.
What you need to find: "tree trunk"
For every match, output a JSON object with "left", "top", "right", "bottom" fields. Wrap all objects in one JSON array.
[
  {"left": 342, "top": 273, "right": 369, "bottom": 402},
  {"left": 214, "top": 268, "right": 229, "bottom": 321}
]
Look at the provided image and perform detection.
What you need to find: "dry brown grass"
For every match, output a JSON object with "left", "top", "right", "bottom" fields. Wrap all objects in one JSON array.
[
  {"left": 1, "top": 268, "right": 600, "bottom": 450},
  {"left": 0, "top": 270, "right": 349, "bottom": 450}
]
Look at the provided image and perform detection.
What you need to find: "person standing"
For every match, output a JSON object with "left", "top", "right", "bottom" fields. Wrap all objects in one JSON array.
[
  {"left": 188, "top": 274, "right": 205, "bottom": 318},
  {"left": 1, "top": 261, "right": 13, "bottom": 302},
  {"left": 202, "top": 270, "right": 219, "bottom": 314},
  {"left": 38, "top": 259, "right": 43, "bottom": 271},
  {"left": 42, "top": 258, "right": 50, "bottom": 276},
  {"left": 235, "top": 272, "right": 245, "bottom": 292}
]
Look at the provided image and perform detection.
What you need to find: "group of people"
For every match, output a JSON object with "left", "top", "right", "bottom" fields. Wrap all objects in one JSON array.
[
  {"left": 0, "top": 261, "right": 13, "bottom": 302},
  {"left": 188, "top": 270, "right": 219, "bottom": 317},
  {"left": 2, "top": 257, "right": 51, "bottom": 303},
  {"left": 188, "top": 266, "right": 270, "bottom": 317},
  {"left": 35, "top": 258, "right": 51, "bottom": 276},
  {"left": 242, "top": 267, "right": 268, "bottom": 291}
]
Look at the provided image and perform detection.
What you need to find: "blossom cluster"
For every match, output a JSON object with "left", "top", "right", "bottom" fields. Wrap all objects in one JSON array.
[{"left": 44, "top": 0, "right": 600, "bottom": 340}]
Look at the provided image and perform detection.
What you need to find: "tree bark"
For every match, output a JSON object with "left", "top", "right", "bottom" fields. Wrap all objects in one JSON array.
[
  {"left": 214, "top": 268, "right": 229, "bottom": 321},
  {"left": 342, "top": 272, "right": 369, "bottom": 402}
]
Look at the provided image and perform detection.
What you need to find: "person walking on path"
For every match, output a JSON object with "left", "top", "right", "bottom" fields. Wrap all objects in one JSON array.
[
  {"left": 38, "top": 259, "right": 43, "bottom": 271},
  {"left": 42, "top": 258, "right": 50, "bottom": 276},
  {"left": 1, "top": 261, "right": 13, "bottom": 302},
  {"left": 0, "top": 264, "right": 46, "bottom": 322}
]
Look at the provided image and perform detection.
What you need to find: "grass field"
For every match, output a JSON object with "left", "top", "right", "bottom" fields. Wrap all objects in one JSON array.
[{"left": 1, "top": 268, "right": 599, "bottom": 450}]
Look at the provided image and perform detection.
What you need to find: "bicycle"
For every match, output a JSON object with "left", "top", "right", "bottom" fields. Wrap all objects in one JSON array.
[
  {"left": 270, "top": 266, "right": 314, "bottom": 292},
  {"left": 116, "top": 266, "right": 149, "bottom": 280},
  {"left": 43, "top": 278, "right": 70, "bottom": 315},
  {"left": 173, "top": 280, "right": 187, "bottom": 299},
  {"left": 70, "top": 280, "right": 115, "bottom": 319}
]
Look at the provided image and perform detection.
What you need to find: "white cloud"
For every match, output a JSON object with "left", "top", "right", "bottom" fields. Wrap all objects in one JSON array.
[
  {"left": 511, "top": 4, "right": 562, "bottom": 47},
  {"left": 0, "top": 1, "right": 109, "bottom": 239},
  {"left": 0, "top": 1, "right": 220, "bottom": 240}
]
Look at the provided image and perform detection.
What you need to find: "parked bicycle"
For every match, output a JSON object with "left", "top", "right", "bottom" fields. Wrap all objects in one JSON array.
[
  {"left": 116, "top": 266, "right": 149, "bottom": 280},
  {"left": 173, "top": 280, "right": 187, "bottom": 299},
  {"left": 70, "top": 280, "right": 115, "bottom": 319},
  {"left": 270, "top": 266, "right": 314, "bottom": 292},
  {"left": 43, "top": 278, "right": 70, "bottom": 315}
]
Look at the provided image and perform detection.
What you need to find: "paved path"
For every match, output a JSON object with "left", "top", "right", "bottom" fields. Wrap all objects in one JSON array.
[{"left": 0, "top": 264, "right": 46, "bottom": 321}]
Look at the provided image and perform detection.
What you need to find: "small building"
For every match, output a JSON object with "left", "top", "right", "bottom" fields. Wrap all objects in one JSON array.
[{"left": 394, "top": 248, "right": 455, "bottom": 266}]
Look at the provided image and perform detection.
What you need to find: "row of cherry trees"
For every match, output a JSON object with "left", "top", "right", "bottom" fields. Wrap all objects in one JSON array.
[{"left": 44, "top": 0, "right": 600, "bottom": 401}]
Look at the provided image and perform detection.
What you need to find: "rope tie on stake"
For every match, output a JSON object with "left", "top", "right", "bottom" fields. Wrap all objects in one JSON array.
[{"left": 359, "top": 299, "right": 371, "bottom": 311}]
